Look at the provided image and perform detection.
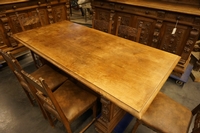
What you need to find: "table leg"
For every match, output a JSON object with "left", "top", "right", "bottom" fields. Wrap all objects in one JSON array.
[{"left": 94, "top": 97, "right": 126, "bottom": 133}]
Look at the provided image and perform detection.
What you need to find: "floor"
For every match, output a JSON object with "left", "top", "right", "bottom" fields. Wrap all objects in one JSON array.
[{"left": 0, "top": 7, "right": 200, "bottom": 133}]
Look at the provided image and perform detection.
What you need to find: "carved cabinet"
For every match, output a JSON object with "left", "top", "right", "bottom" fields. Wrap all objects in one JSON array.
[
  {"left": 92, "top": 0, "right": 200, "bottom": 75},
  {"left": 0, "top": 0, "right": 70, "bottom": 64}
]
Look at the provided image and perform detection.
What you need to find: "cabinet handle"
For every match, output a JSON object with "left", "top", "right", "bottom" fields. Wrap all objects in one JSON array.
[
  {"left": 12, "top": 6, "right": 17, "bottom": 9},
  {"left": 38, "top": 2, "right": 41, "bottom": 5},
  {"left": 120, "top": 6, "right": 124, "bottom": 10},
  {"left": 100, "top": 2, "right": 104, "bottom": 6},
  {"left": 176, "top": 16, "right": 181, "bottom": 20}
]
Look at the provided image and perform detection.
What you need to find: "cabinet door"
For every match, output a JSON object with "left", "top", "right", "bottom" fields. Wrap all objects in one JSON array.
[
  {"left": 159, "top": 23, "right": 188, "bottom": 55},
  {"left": 135, "top": 16, "right": 156, "bottom": 46}
]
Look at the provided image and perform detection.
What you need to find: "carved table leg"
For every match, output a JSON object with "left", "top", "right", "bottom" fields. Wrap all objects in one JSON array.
[{"left": 94, "top": 97, "right": 126, "bottom": 133}]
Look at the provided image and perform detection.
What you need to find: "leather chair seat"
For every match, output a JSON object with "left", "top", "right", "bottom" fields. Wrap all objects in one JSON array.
[
  {"left": 52, "top": 80, "right": 97, "bottom": 122},
  {"left": 141, "top": 92, "right": 192, "bottom": 133},
  {"left": 31, "top": 65, "right": 67, "bottom": 91}
]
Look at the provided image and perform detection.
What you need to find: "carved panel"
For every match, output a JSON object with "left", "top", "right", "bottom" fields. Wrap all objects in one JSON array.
[
  {"left": 160, "top": 23, "right": 188, "bottom": 55},
  {"left": 100, "top": 97, "right": 111, "bottom": 123},
  {"left": 136, "top": 17, "right": 155, "bottom": 46},
  {"left": 118, "top": 14, "right": 132, "bottom": 26},
  {"left": 10, "top": 13, "right": 28, "bottom": 32},
  {"left": 0, "top": 15, "right": 17, "bottom": 47},
  {"left": 52, "top": 5, "right": 67, "bottom": 22},
  {"left": 47, "top": 6, "right": 54, "bottom": 24},
  {"left": 96, "top": 9, "right": 112, "bottom": 22},
  {"left": 28, "top": 10, "right": 42, "bottom": 29},
  {"left": 94, "top": 9, "right": 114, "bottom": 33}
]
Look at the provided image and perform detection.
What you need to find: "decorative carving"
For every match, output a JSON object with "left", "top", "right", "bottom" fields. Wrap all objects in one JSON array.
[
  {"left": 10, "top": 14, "right": 23, "bottom": 32},
  {"left": 120, "top": 16, "right": 131, "bottom": 26},
  {"left": 136, "top": 18, "right": 154, "bottom": 45},
  {"left": 47, "top": 6, "right": 54, "bottom": 24},
  {"left": 37, "top": 9, "right": 48, "bottom": 26},
  {"left": 183, "top": 28, "right": 199, "bottom": 53},
  {"left": 15, "top": 9, "right": 42, "bottom": 31},
  {"left": 160, "top": 24, "right": 186, "bottom": 54},
  {"left": 53, "top": 6, "right": 66, "bottom": 22},
  {"left": 151, "top": 20, "right": 163, "bottom": 47},
  {"left": 100, "top": 97, "right": 111, "bottom": 123},
  {"left": 65, "top": 2, "right": 70, "bottom": 20},
  {"left": 0, "top": 15, "right": 17, "bottom": 47},
  {"left": 117, "top": 25, "right": 138, "bottom": 41},
  {"left": 0, "top": 30, "right": 5, "bottom": 47},
  {"left": 93, "top": 11, "right": 114, "bottom": 33}
]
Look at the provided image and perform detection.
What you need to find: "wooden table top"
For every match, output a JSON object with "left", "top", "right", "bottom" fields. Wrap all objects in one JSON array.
[{"left": 12, "top": 20, "right": 180, "bottom": 118}]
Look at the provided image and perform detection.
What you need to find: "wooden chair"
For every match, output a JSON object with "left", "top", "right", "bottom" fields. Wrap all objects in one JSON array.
[
  {"left": 21, "top": 70, "right": 97, "bottom": 133},
  {"left": 15, "top": 8, "right": 45, "bottom": 68},
  {"left": 132, "top": 92, "right": 200, "bottom": 133},
  {"left": 92, "top": 11, "right": 113, "bottom": 33},
  {"left": 116, "top": 16, "right": 141, "bottom": 42},
  {"left": 0, "top": 49, "right": 67, "bottom": 106}
]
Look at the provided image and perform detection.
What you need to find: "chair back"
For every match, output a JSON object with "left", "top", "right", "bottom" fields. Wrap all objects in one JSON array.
[
  {"left": 21, "top": 70, "right": 48, "bottom": 96},
  {"left": 16, "top": 8, "right": 43, "bottom": 31},
  {"left": 21, "top": 70, "right": 68, "bottom": 125},
  {"left": 116, "top": 16, "right": 141, "bottom": 42},
  {"left": 0, "top": 49, "right": 22, "bottom": 72},
  {"left": 92, "top": 11, "right": 113, "bottom": 33}
]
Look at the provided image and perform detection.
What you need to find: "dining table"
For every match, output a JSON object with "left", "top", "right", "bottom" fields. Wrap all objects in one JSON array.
[{"left": 12, "top": 20, "right": 180, "bottom": 133}]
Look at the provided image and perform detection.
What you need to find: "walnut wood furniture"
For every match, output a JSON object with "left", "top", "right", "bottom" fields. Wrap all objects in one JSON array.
[
  {"left": 0, "top": 49, "right": 67, "bottom": 120},
  {"left": 132, "top": 92, "right": 200, "bottom": 133},
  {"left": 116, "top": 16, "right": 141, "bottom": 42},
  {"left": 91, "top": 0, "right": 200, "bottom": 76},
  {"left": 12, "top": 20, "right": 180, "bottom": 133},
  {"left": 0, "top": 0, "right": 70, "bottom": 64},
  {"left": 21, "top": 70, "right": 97, "bottom": 133}
]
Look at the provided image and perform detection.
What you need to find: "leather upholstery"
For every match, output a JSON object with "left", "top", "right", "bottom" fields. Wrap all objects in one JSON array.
[
  {"left": 141, "top": 92, "right": 192, "bottom": 133},
  {"left": 31, "top": 65, "right": 67, "bottom": 91},
  {"left": 36, "top": 79, "right": 97, "bottom": 122},
  {"left": 52, "top": 80, "right": 97, "bottom": 122}
]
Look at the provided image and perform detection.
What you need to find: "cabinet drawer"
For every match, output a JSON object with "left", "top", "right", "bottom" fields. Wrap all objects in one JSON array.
[
  {"left": 165, "top": 12, "right": 194, "bottom": 24},
  {"left": 92, "top": 1, "right": 115, "bottom": 9},
  {"left": 115, "top": 4, "right": 157, "bottom": 18}
]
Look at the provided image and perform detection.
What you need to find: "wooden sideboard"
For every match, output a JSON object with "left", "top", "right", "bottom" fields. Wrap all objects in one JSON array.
[
  {"left": 0, "top": 0, "right": 70, "bottom": 64},
  {"left": 91, "top": 0, "right": 200, "bottom": 75}
]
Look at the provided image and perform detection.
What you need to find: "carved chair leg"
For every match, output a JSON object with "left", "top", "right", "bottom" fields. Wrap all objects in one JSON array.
[{"left": 132, "top": 119, "right": 141, "bottom": 133}]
